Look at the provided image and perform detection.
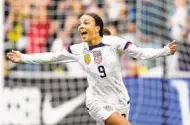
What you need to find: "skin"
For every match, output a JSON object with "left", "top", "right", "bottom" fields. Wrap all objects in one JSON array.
[
  {"left": 105, "top": 112, "right": 131, "bottom": 125},
  {"left": 7, "top": 13, "right": 177, "bottom": 125},
  {"left": 78, "top": 14, "right": 102, "bottom": 46}
]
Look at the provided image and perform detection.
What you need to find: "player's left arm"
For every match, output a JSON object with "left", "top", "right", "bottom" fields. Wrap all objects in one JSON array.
[
  {"left": 103, "top": 36, "right": 176, "bottom": 59},
  {"left": 125, "top": 40, "right": 177, "bottom": 59}
]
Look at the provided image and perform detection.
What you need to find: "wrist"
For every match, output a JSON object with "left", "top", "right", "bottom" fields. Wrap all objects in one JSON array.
[{"left": 163, "top": 45, "right": 171, "bottom": 56}]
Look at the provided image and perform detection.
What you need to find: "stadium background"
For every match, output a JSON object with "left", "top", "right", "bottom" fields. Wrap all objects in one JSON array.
[{"left": 1, "top": 0, "right": 190, "bottom": 125}]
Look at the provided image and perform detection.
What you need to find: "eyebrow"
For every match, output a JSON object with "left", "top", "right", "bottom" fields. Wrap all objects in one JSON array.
[{"left": 79, "top": 19, "right": 90, "bottom": 24}]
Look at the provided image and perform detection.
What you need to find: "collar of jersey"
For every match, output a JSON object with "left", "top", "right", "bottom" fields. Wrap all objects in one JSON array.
[{"left": 89, "top": 42, "right": 106, "bottom": 51}]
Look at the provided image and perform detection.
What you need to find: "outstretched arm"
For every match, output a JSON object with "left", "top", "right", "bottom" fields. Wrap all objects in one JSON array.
[
  {"left": 125, "top": 41, "right": 177, "bottom": 60},
  {"left": 7, "top": 49, "right": 78, "bottom": 64}
]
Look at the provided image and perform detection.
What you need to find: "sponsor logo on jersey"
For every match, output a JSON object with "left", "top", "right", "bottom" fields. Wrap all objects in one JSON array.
[
  {"left": 93, "top": 51, "right": 102, "bottom": 64},
  {"left": 84, "top": 54, "right": 91, "bottom": 64}
]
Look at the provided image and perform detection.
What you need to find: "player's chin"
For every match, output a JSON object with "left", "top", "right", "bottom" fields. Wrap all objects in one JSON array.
[{"left": 81, "top": 37, "right": 88, "bottom": 42}]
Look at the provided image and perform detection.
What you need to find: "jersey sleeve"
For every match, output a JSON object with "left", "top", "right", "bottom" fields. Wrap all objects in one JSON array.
[
  {"left": 20, "top": 49, "right": 78, "bottom": 64},
  {"left": 125, "top": 44, "right": 171, "bottom": 59},
  {"left": 103, "top": 36, "right": 171, "bottom": 59}
]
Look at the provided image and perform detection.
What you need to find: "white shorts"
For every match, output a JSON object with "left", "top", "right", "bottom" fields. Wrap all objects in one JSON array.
[{"left": 86, "top": 100, "right": 130, "bottom": 124}]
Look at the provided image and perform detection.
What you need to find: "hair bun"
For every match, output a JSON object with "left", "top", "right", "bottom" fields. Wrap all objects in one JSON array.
[{"left": 103, "top": 28, "right": 111, "bottom": 35}]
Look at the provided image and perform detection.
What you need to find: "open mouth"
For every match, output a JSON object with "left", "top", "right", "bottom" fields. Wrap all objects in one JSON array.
[{"left": 80, "top": 31, "right": 87, "bottom": 36}]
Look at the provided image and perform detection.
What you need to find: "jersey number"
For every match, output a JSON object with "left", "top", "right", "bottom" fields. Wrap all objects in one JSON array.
[{"left": 98, "top": 65, "right": 106, "bottom": 78}]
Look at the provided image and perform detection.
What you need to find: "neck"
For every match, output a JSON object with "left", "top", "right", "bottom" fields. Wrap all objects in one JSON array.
[{"left": 87, "top": 36, "right": 102, "bottom": 46}]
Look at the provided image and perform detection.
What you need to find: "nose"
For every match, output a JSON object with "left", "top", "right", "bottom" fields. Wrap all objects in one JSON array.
[
  {"left": 78, "top": 25, "right": 83, "bottom": 30},
  {"left": 78, "top": 23, "right": 85, "bottom": 30}
]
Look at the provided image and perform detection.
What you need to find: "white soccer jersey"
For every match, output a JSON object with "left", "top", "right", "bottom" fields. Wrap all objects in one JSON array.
[
  {"left": 67, "top": 36, "right": 131, "bottom": 108},
  {"left": 20, "top": 35, "right": 171, "bottom": 121}
]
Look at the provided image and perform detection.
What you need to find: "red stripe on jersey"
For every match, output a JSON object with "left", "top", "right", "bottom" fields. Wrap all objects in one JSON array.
[{"left": 103, "top": 120, "right": 106, "bottom": 125}]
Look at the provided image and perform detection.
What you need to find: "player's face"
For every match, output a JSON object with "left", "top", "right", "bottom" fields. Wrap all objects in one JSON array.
[{"left": 78, "top": 15, "right": 100, "bottom": 42}]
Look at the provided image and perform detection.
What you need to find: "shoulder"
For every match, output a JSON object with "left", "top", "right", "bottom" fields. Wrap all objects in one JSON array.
[
  {"left": 69, "top": 42, "right": 85, "bottom": 55},
  {"left": 103, "top": 35, "right": 125, "bottom": 42},
  {"left": 102, "top": 35, "right": 126, "bottom": 44},
  {"left": 102, "top": 35, "right": 130, "bottom": 49}
]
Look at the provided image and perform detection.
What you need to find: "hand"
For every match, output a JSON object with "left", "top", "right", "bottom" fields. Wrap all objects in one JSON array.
[
  {"left": 167, "top": 40, "right": 177, "bottom": 55},
  {"left": 7, "top": 50, "right": 22, "bottom": 63}
]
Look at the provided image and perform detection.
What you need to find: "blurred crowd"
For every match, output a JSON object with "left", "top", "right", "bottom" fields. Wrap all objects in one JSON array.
[{"left": 3, "top": 0, "right": 190, "bottom": 77}]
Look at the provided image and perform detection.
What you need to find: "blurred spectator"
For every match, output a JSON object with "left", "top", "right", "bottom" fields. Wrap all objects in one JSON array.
[
  {"left": 177, "top": 15, "right": 190, "bottom": 71},
  {"left": 126, "top": 58, "right": 139, "bottom": 77},
  {"left": 106, "top": 25, "right": 119, "bottom": 36},
  {"left": 4, "top": 0, "right": 188, "bottom": 75},
  {"left": 120, "top": 22, "right": 136, "bottom": 43},
  {"left": 105, "top": 0, "right": 128, "bottom": 23},
  {"left": 85, "top": 1, "right": 104, "bottom": 18},
  {"left": 51, "top": 32, "right": 70, "bottom": 52},
  {"left": 169, "top": 0, "right": 187, "bottom": 42},
  {"left": 71, "top": 0, "right": 85, "bottom": 16},
  {"left": 26, "top": 6, "right": 50, "bottom": 54},
  {"left": 47, "top": 0, "right": 70, "bottom": 51},
  {"left": 4, "top": 0, "right": 10, "bottom": 20},
  {"left": 6, "top": 10, "right": 23, "bottom": 46},
  {"left": 4, "top": 0, "right": 34, "bottom": 51},
  {"left": 182, "top": 16, "right": 190, "bottom": 43}
]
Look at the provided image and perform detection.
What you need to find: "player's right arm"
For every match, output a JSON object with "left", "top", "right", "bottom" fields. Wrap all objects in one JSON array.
[{"left": 7, "top": 49, "right": 78, "bottom": 64}]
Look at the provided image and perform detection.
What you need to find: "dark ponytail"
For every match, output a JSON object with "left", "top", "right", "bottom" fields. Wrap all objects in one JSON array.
[{"left": 103, "top": 28, "right": 111, "bottom": 35}]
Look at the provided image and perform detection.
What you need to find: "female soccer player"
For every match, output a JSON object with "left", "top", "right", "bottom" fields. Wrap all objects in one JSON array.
[{"left": 7, "top": 13, "right": 177, "bottom": 125}]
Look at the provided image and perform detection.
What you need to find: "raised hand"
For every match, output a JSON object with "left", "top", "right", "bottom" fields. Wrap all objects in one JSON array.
[
  {"left": 167, "top": 40, "right": 177, "bottom": 55},
  {"left": 7, "top": 50, "right": 22, "bottom": 63}
]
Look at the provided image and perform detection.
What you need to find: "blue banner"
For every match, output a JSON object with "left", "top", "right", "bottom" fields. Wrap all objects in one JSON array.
[{"left": 124, "top": 78, "right": 190, "bottom": 125}]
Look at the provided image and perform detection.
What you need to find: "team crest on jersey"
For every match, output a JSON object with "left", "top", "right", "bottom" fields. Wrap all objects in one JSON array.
[
  {"left": 92, "top": 51, "right": 102, "bottom": 64},
  {"left": 84, "top": 54, "right": 91, "bottom": 64},
  {"left": 103, "top": 105, "right": 113, "bottom": 112}
]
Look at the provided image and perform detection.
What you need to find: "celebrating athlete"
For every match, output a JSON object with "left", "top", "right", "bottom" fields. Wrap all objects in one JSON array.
[{"left": 7, "top": 13, "right": 177, "bottom": 125}]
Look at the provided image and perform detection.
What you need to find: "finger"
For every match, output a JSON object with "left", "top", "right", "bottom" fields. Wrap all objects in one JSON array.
[
  {"left": 12, "top": 50, "right": 18, "bottom": 54},
  {"left": 6, "top": 55, "right": 12, "bottom": 59},
  {"left": 171, "top": 40, "right": 176, "bottom": 44},
  {"left": 7, "top": 52, "right": 13, "bottom": 55},
  {"left": 7, "top": 55, "right": 14, "bottom": 60},
  {"left": 169, "top": 42, "right": 175, "bottom": 47},
  {"left": 10, "top": 57, "right": 14, "bottom": 60},
  {"left": 7, "top": 52, "right": 14, "bottom": 56},
  {"left": 8, "top": 57, "right": 14, "bottom": 61},
  {"left": 168, "top": 40, "right": 176, "bottom": 47},
  {"left": 7, "top": 54, "right": 16, "bottom": 59}
]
